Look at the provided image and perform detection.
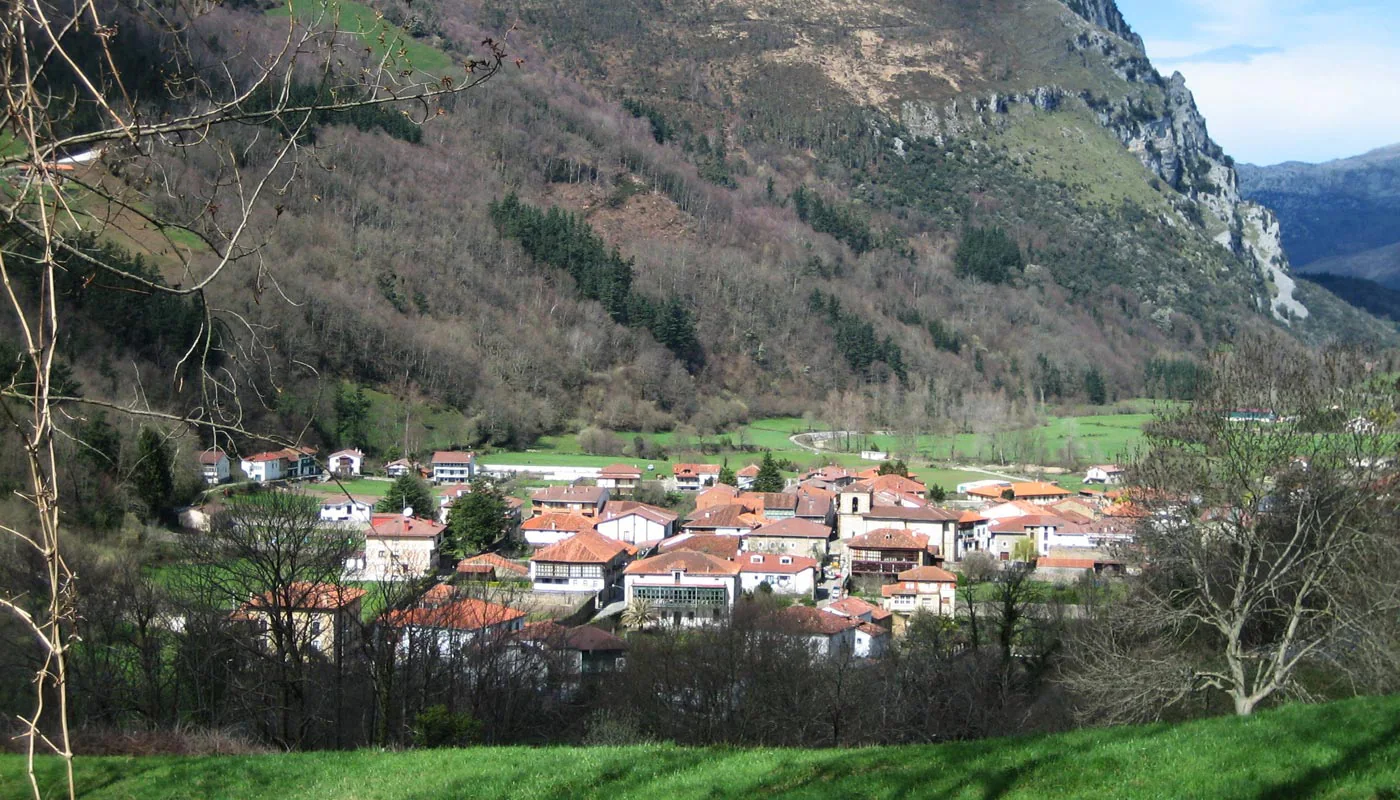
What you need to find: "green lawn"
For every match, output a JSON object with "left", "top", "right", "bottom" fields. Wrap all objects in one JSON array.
[
  {"left": 304, "top": 478, "right": 393, "bottom": 498},
  {"left": 267, "top": 0, "right": 454, "bottom": 75},
  {"left": 7, "top": 697, "right": 1399, "bottom": 798}
]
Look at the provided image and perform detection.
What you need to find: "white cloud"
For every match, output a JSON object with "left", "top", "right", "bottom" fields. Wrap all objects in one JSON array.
[{"left": 1168, "top": 42, "right": 1400, "bottom": 164}]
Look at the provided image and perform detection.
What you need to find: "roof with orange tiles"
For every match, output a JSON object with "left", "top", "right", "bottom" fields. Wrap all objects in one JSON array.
[
  {"left": 198, "top": 448, "right": 227, "bottom": 465},
  {"left": 658, "top": 534, "right": 743, "bottom": 560},
  {"left": 1036, "top": 557, "right": 1101, "bottom": 569},
  {"left": 532, "top": 485, "right": 609, "bottom": 504},
  {"left": 737, "top": 491, "right": 798, "bottom": 513},
  {"left": 736, "top": 464, "right": 760, "bottom": 477},
  {"left": 682, "top": 503, "right": 765, "bottom": 530},
  {"left": 695, "top": 484, "right": 740, "bottom": 509},
  {"left": 244, "top": 450, "right": 290, "bottom": 463},
  {"left": 245, "top": 582, "right": 366, "bottom": 612},
  {"left": 897, "top": 565, "right": 958, "bottom": 583},
  {"left": 968, "top": 481, "right": 1073, "bottom": 500},
  {"left": 456, "top": 553, "right": 529, "bottom": 577},
  {"left": 823, "top": 596, "right": 893, "bottom": 622},
  {"left": 769, "top": 605, "right": 860, "bottom": 636},
  {"left": 384, "top": 597, "right": 526, "bottom": 631},
  {"left": 750, "top": 517, "right": 833, "bottom": 539},
  {"left": 738, "top": 553, "right": 819, "bottom": 574},
  {"left": 368, "top": 514, "right": 446, "bottom": 539},
  {"left": 599, "top": 463, "right": 644, "bottom": 478},
  {"left": 530, "top": 530, "right": 631, "bottom": 564},
  {"left": 624, "top": 550, "right": 742, "bottom": 576},
  {"left": 989, "top": 514, "right": 1073, "bottom": 534},
  {"left": 600, "top": 501, "right": 679, "bottom": 524},
  {"left": 673, "top": 463, "right": 722, "bottom": 477},
  {"left": 520, "top": 513, "right": 596, "bottom": 533},
  {"left": 795, "top": 493, "right": 834, "bottom": 518},
  {"left": 857, "top": 621, "right": 890, "bottom": 637},
  {"left": 431, "top": 450, "right": 476, "bottom": 464},
  {"left": 863, "top": 504, "right": 960, "bottom": 523},
  {"left": 844, "top": 528, "right": 930, "bottom": 551},
  {"left": 958, "top": 510, "right": 988, "bottom": 524}
]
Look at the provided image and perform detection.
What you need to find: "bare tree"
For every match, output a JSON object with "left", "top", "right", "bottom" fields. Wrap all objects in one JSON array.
[
  {"left": 1064, "top": 339, "right": 1400, "bottom": 721},
  {"left": 0, "top": 0, "right": 506, "bottom": 791}
]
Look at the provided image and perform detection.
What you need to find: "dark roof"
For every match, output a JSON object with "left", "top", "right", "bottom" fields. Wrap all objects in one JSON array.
[
  {"left": 844, "top": 528, "right": 930, "bottom": 551},
  {"left": 750, "top": 517, "right": 832, "bottom": 539},
  {"left": 862, "top": 505, "right": 960, "bottom": 523}
]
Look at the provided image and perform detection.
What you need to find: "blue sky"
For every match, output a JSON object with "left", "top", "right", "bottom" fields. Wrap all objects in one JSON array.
[{"left": 1115, "top": 0, "right": 1400, "bottom": 165}]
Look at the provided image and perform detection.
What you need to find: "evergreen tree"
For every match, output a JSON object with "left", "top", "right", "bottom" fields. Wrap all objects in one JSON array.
[
  {"left": 131, "top": 427, "right": 174, "bottom": 521},
  {"left": 1084, "top": 367, "right": 1108, "bottom": 405},
  {"left": 752, "top": 452, "right": 784, "bottom": 493},
  {"left": 954, "top": 226, "right": 1023, "bottom": 284},
  {"left": 334, "top": 384, "right": 372, "bottom": 449},
  {"left": 377, "top": 473, "right": 435, "bottom": 517},
  {"left": 717, "top": 461, "right": 737, "bottom": 487},
  {"left": 877, "top": 459, "right": 909, "bottom": 477},
  {"left": 445, "top": 480, "right": 510, "bottom": 559}
]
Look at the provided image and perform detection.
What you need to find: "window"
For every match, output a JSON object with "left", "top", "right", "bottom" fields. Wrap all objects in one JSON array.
[{"left": 779, "top": 556, "right": 791, "bottom": 565}]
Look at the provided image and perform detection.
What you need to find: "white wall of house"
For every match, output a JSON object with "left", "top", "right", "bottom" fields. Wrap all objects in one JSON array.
[
  {"left": 623, "top": 572, "right": 738, "bottom": 627},
  {"left": 805, "top": 627, "right": 857, "bottom": 658},
  {"left": 854, "top": 628, "right": 888, "bottom": 658},
  {"left": 241, "top": 458, "right": 285, "bottom": 483},
  {"left": 523, "top": 528, "right": 580, "bottom": 549},
  {"left": 403, "top": 619, "right": 524, "bottom": 657},
  {"left": 360, "top": 536, "right": 439, "bottom": 581},
  {"left": 330, "top": 451, "right": 363, "bottom": 476},
  {"left": 836, "top": 490, "right": 872, "bottom": 538},
  {"left": 529, "top": 562, "right": 613, "bottom": 593},
  {"left": 596, "top": 514, "right": 671, "bottom": 545},
  {"left": 482, "top": 464, "right": 602, "bottom": 482},
  {"left": 202, "top": 456, "right": 230, "bottom": 485},
  {"left": 320, "top": 500, "right": 373, "bottom": 524},
  {"left": 433, "top": 462, "right": 476, "bottom": 484},
  {"left": 746, "top": 535, "right": 829, "bottom": 559},
  {"left": 739, "top": 566, "right": 816, "bottom": 597}
]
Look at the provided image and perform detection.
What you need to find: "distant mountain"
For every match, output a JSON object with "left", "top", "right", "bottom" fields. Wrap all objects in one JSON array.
[
  {"left": 1297, "top": 273, "right": 1400, "bottom": 323},
  {"left": 1238, "top": 145, "right": 1400, "bottom": 287}
]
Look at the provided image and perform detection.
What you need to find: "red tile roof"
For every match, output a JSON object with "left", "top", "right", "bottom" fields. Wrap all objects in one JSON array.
[
  {"left": 1037, "top": 557, "right": 1100, "bottom": 569},
  {"left": 385, "top": 597, "right": 525, "bottom": 631},
  {"left": 989, "top": 514, "right": 1070, "bottom": 534},
  {"left": 673, "top": 463, "right": 722, "bottom": 477},
  {"left": 244, "top": 450, "right": 289, "bottom": 463},
  {"left": 738, "top": 492, "right": 798, "bottom": 513},
  {"left": 824, "top": 596, "right": 893, "bottom": 622},
  {"left": 521, "top": 513, "right": 595, "bottom": 534},
  {"left": 245, "top": 582, "right": 365, "bottom": 612},
  {"left": 431, "top": 451, "right": 476, "bottom": 464},
  {"left": 737, "top": 464, "right": 760, "bottom": 477},
  {"left": 897, "top": 565, "right": 958, "bottom": 583},
  {"left": 659, "top": 534, "right": 742, "bottom": 560},
  {"left": 695, "top": 484, "right": 740, "bottom": 509},
  {"left": 600, "top": 501, "right": 679, "bottom": 524},
  {"left": 858, "top": 621, "right": 890, "bottom": 637},
  {"left": 517, "top": 621, "right": 628, "bottom": 652},
  {"left": 624, "top": 550, "right": 741, "bottom": 576},
  {"left": 683, "top": 503, "right": 764, "bottom": 531},
  {"left": 738, "top": 553, "right": 819, "bottom": 574},
  {"left": 198, "top": 448, "right": 227, "bottom": 465},
  {"left": 532, "top": 485, "right": 609, "bottom": 504},
  {"left": 368, "top": 514, "right": 446, "bottom": 539},
  {"left": 599, "top": 463, "right": 644, "bottom": 478},
  {"left": 968, "top": 481, "right": 1072, "bottom": 500},
  {"left": 530, "top": 530, "right": 631, "bottom": 564},
  {"left": 750, "top": 517, "right": 832, "bottom": 539},
  {"left": 770, "top": 605, "right": 859, "bottom": 636},
  {"left": 844, "top": 528, "right": 930, "bottom": 551},
  {"left": 958, "top": 511, "right": 988, "bottom": 524},
  {"left": 862, "top": 505, "right": 960, "bottom": 523}
]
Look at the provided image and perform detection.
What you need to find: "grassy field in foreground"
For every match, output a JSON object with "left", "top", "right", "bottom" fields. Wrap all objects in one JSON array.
[{"left": 6, "top": 696, "right": 1399, "bottom": 799}]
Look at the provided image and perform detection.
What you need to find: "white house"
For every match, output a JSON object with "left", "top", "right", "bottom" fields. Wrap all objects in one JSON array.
[
  {"left": 596, "top": 463, "right": 643, "bottom": 494},
  {"left": 853, "top": 505, "right": 961, "bottom": 558},
  {"left": 623, "top": 551, "right": 741, "bottom": 627},
  {"left": 860, "top": 450, "right": 889, "bottom": 461},
  {"left": 241, "top": 450, "right": 288, "bottom": 483},
  {"left": 680, "top": 503, "right": 764, "bottom": 536},
  {"left": 880, "top": 565, "right": 958, "bottom": 617},
  {"left": 319, "top": 496, "right": 374, "bottom": 524},
  {"left": 431, "top": 451, "right": 477, "bottom": 484},
  {"left": 853, "top": 622, "right": 891, "bottom": 658},
  {"left": 356, "top": 513, "right": 446, "bottom": 581},
  {"left": 738, "top": 553, "right": 818, "bottom": 598},
  {"left": 528, "top": 530, "right": 631, "bottom": 598},
  {"left": 735, "top": 464, "right": 760, "bottom": 490},
  {"left": 672, "top": 463, "right": 721, "bottom": 492},
  {"left": 521, "top": 513, "right": 595, "bottom": 549},
  {"left": 595, "top": 501, "right": 677, "bottom": 545},
  {"left": 385, "top": 458, "right": 416, "bottom": 478},
  {"left": 198, "top": 448, "right": 230, "bottom": 485},
  {"left": 1085, "top": 464, "right": 1125, "bottom": 485},
  {"left": 329, "top": 449, "right": 364, "bottom": 477}
]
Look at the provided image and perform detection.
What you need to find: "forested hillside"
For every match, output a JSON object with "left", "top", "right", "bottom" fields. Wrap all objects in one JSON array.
[{"left": 9, "top": 0, "right": 1392, "bottom": 460}]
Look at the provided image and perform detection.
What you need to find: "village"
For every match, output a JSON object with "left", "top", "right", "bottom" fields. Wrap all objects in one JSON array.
[{"left": 188, "top": 444, "right": 1140, "bottom": 667}]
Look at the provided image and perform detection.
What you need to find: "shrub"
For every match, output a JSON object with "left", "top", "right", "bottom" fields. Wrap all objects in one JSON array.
[{"left": 412, "top": 705, "right": 481, "bottom": 748}]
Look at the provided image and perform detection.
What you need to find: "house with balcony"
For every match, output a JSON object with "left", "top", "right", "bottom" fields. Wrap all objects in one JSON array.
[
  {"left": 672, "top": 463, "right": 721, "bottom": 492},
  {"left": 1085, "top": 464, "right": 1125, "bottom": 485},
  {"left": 431, "top": 451, "right": 477, "bottom": 485},
  {"left": 745, "top": 517, "right": 833, "bottom": 559},
  {"left": 596, "top": 464, "right": 644, "bottom": 494},
  {"left": 595, "top": 501, "right": 677, "bottom": 545},
  {"left": 881, "top": 565, "right": 958, "bottom": 617},
  {"left": 198, "top": 448, "right": 230, "bottom": 485},
  {"left": 622, "top": 551, "right": 741, "bottom": 627},
  {"left": 284, "top": 447, "right": 320, "bottom": 480},
  {"left": 329, "top": 448, "right": 364, "bottom": 477},
  {"left": 854, "top": 505, "right": 961, "bottom": 557},
  {"left": 843, "top": 528, "right": 936, "bottom": 586},
  {"left": 738, "top": 552, "right": 819, "bottom": 598},
  {"left": 528, "top": 530, "right": 631, "bottom": 599},
  {"left": 967, "top": 481, "right": 1073, "bottom": 505},
  {"left": 241, "top": 450, "right": 289, "bottom": 483},
  {"left": 531, "top": 484, "right": 609, "bottom": 518},
  {"left": 385, "top": 458, "right": 417, "bottom": 478}
]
